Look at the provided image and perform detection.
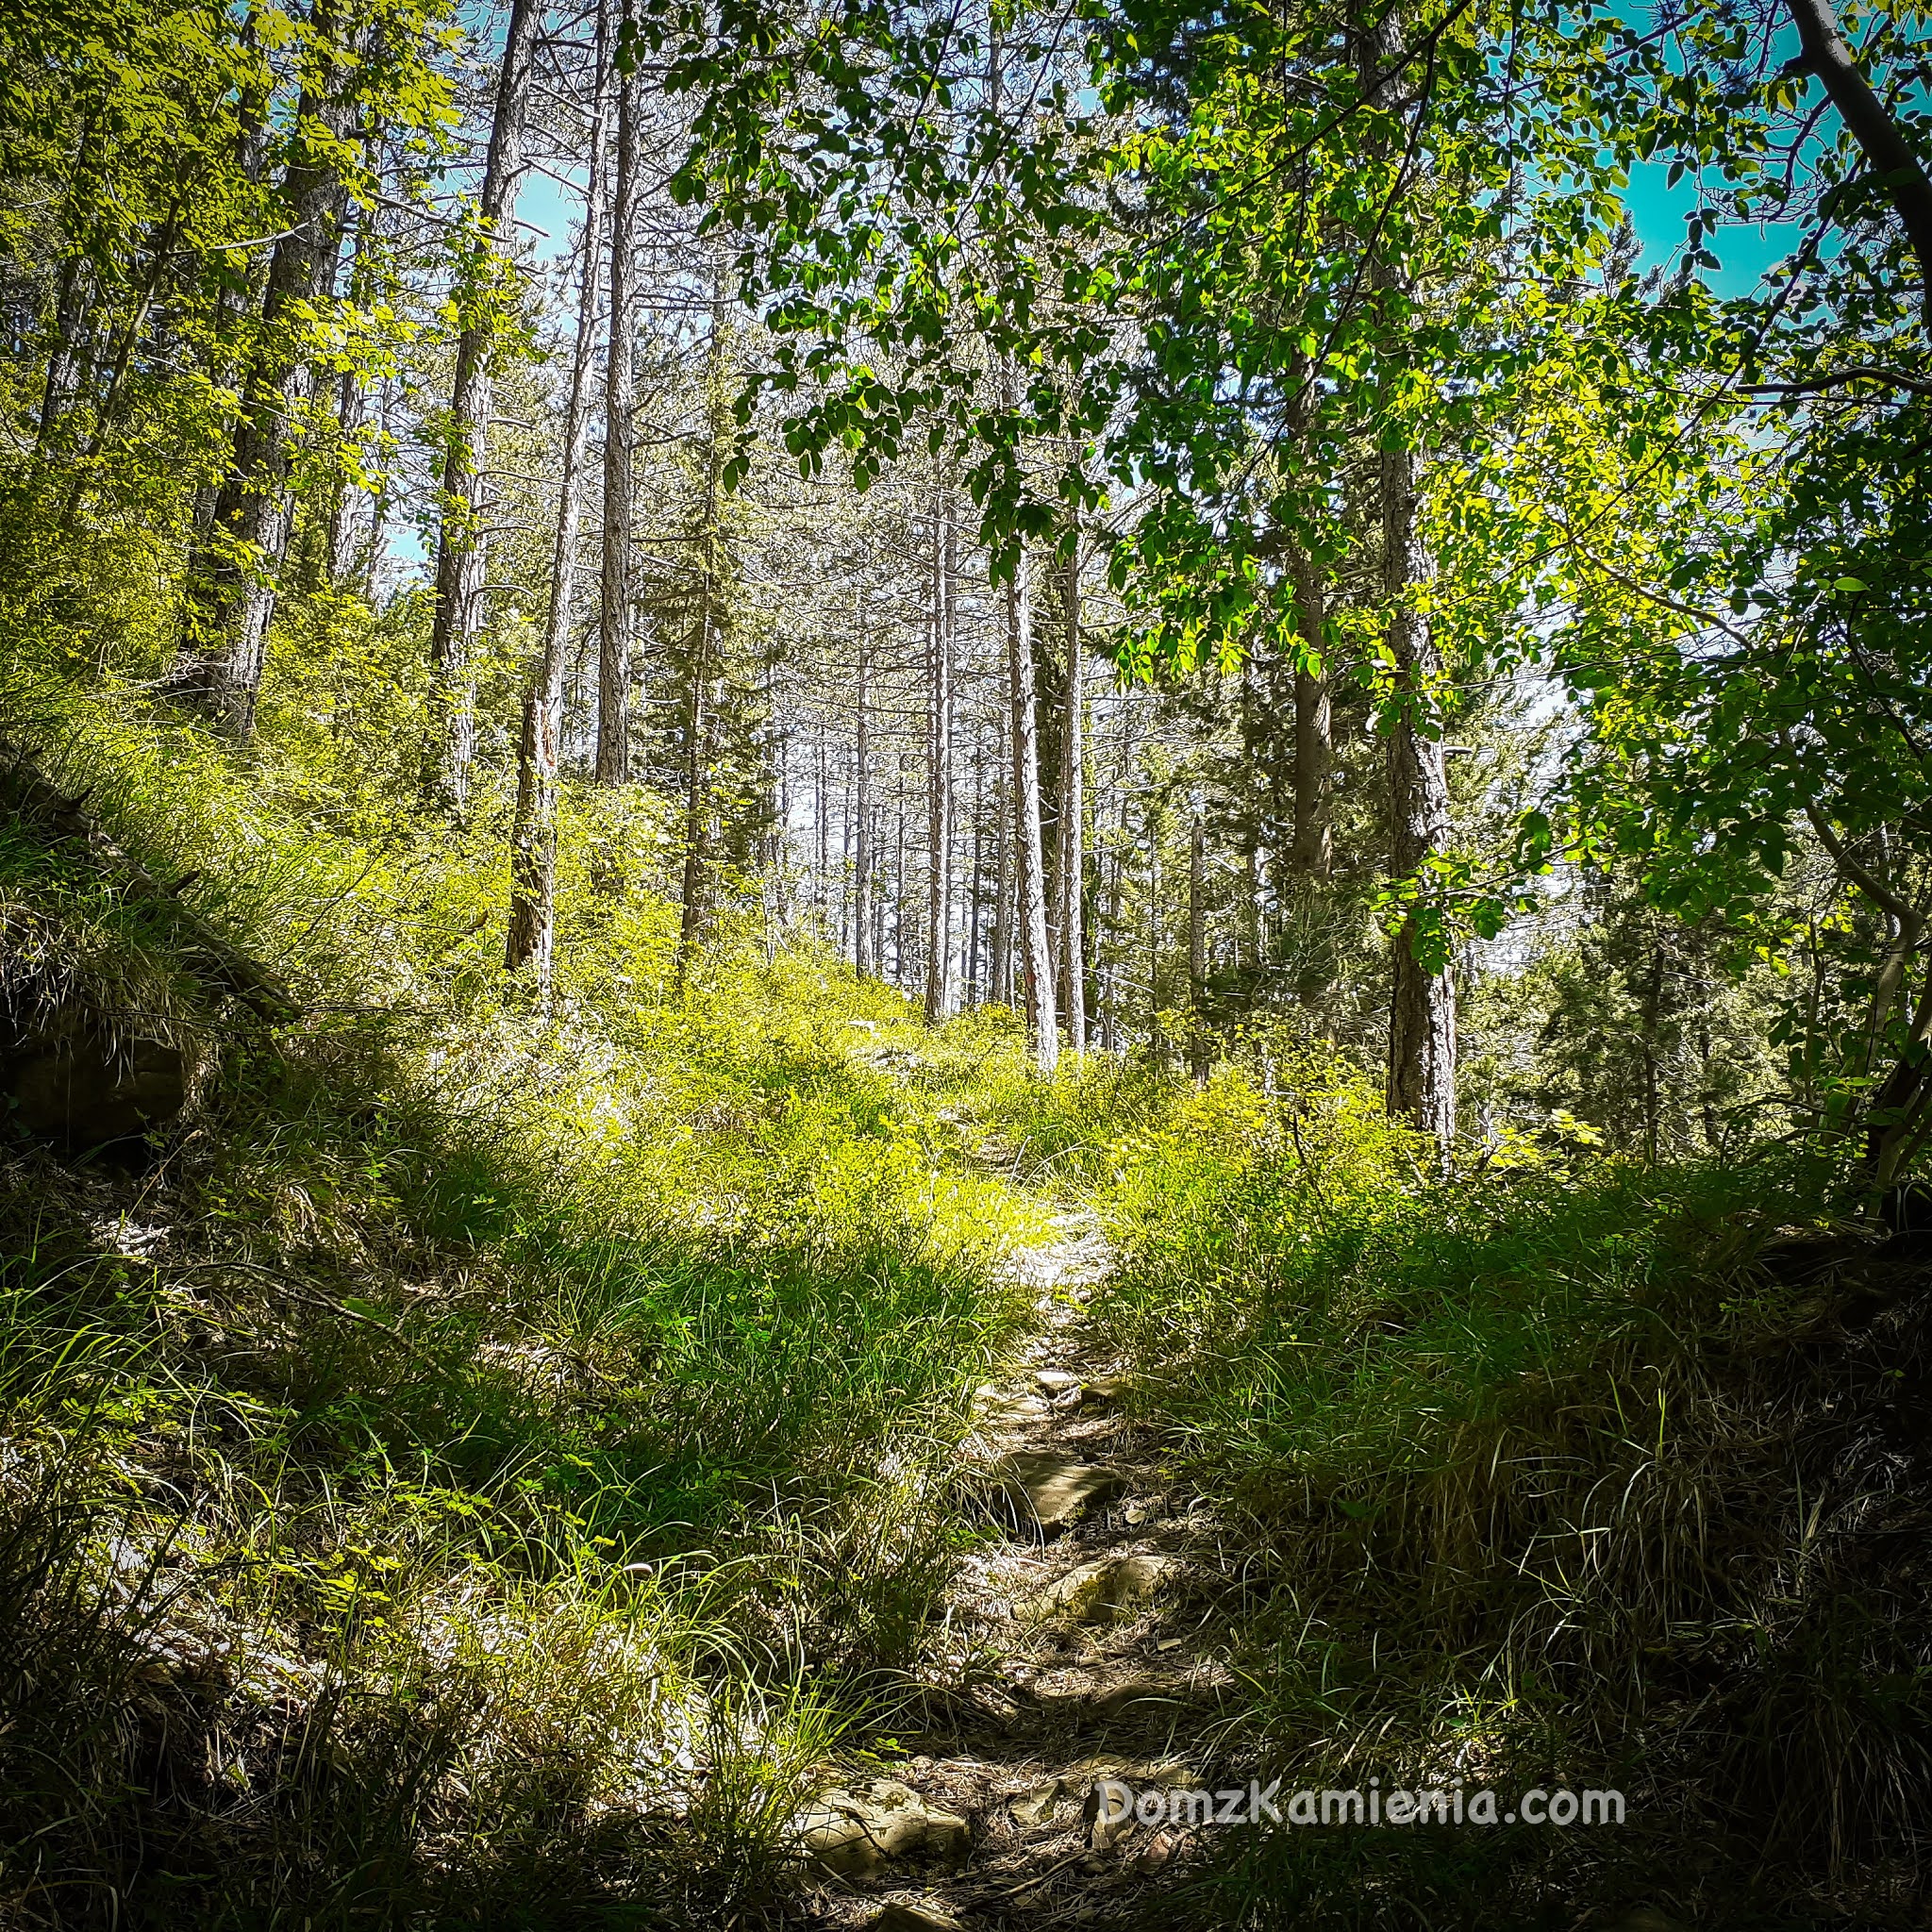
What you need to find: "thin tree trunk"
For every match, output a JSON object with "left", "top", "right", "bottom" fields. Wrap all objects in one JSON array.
[
  {"left": 322, "top": 204, "right": 375, "bottom": 586},
  {"left": 1056, "top": 536, "right": 1087, "bottom": 1054},
  {"left": 59, "top": 199, "right": 188, "bottom": 521},
  {"left": 361, "top": 384, "right": 391, "bottom": 601},
  {"left": 990, "top": 744, "right": 1010, "bottom": 1006},
  {"left": 175, "top": 0, "right": 357, "bottom": 738},
  {"left": 675, "top": 254, "right": 730, "bottom": 979},
  {"left": 325, "top": 361, "right": 366, "bottom": 585},
  {"left": 1008, "top": 540, "right": 1059, "bottom": 1072},
  {"left": 1360, "top": 3, "right": 1456, "bottom": 1152},
  {"left": 507, "top": 0, "right": 611, "bottom": 991},
  {"left": 893, "top": 786, "right": 907, "bottom": 984},
  {"left": 1189, "top": 814, "right": 1208, "bottom": 1079},
  {"left": 426, "top": 0, "right": 539, "bottom": 811},
  {"left": 1379, "top": 455, "right": 1457, "bottom": 1149},
  {"left": 1784, "top": 0, "right": 1932, "bottom": 331},
  {"left": 873, "top": 807, "right": 888, "bottom": 977},
  {"left": 596, "top": 8, "right": 640, "bottom": 787},
  {"left": 967, "top": 743, "right": 985, "bottom": 1005},
  {"left": 1103, "top": 796, "right": 1127, "bottom": 1053},
  {"left": 924, "top": 487, "right": 955, "bottom": 1023},
  {"left": 1289, "top": 548, "right": 1333, "bottom": 881},
  {"left": 854, "top": 617, "right": 873, "bottom": 976},
  {"left": 37, "top": 253, "right": 90, "bottom": 458},
  {"left": 1147, "top": 831, "right": 1163, "bottom": 1067},
  {"left": 840, "top": 751, "right": 853, "bottom": 955},
  {"left": 1641, "top": 934, "right": 1664, "bottom": 1162},
  {"left": 816, "top": 724, "right": 829, "bottom": 933}
]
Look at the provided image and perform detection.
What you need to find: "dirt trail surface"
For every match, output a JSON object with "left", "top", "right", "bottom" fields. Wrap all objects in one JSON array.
[{"left": 791, "top": 1213, "right": 1244, "bottom": 1931}]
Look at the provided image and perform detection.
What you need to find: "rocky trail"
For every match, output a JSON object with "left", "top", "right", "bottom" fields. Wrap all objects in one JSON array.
[{"left": 791, "top": 1212, "right": 1243, "bottom": 1930}]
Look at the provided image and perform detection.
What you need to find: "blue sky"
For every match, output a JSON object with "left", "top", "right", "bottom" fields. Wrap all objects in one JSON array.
[{"left": 1623, "top": 158, "right": 1809, "bottom": 296}]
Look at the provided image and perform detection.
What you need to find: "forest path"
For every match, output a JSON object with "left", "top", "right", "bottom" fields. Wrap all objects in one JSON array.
[{"left": 795, "top": 1206, "right": 1241, "bottom": 1930}]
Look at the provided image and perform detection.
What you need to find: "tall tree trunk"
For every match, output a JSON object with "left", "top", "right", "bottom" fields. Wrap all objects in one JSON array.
[
  {"left": 1055, "top": 537, "right": 1087, "bottom": 1054},
  {"left": 967, "top": 743, "right": 985, "bottom": 1006},
  {"left": 1103, "top": 795, "right": 1127, "bottom": 1053},
  {"left": 676, "top": 258, "right": 729, "bottom": 978},
  {"left": 924, "top": 486, "right": 955, "bottom": 1023},
  {"left": 1360, "top": 3, "right": 1457, "bottom": 1153},
  {"left": 854, "top": 618, "right": 873, "bottom": 976},
  {"left": 816, "top": 724, "right": 830, "bottom": 933},
  {"left": 1379, "top": 452, "right": 1457, "bottom": 1150},
  {"left": 507, "top": 0, "right": 611, "bottom": 991},
  {"left": 175, "top": 0, "right": 357, "bottom": 738},
  {"left": 185, "top": 19, "right": 273, "bottom": 538},
  {"left": 1189, "top": 813, "right": 1208, "bottom": 1079},
  {"left": 1378, "top": 495, "right": 1457, "bottom": 1140},
  {"left": 1641, "top": 935, "right": 1664, "bottom": 1163},
  {"left": 873, "top": 806, "right": 888, "bottom": 978},
  {"left": 840, "top": 752, "right": 853, "bottom": 955},
  {"left": 892, "top": 786, "right": 907, "bottom": 984},
  {"left": 1289, "top": 549, "right": 1333, "bottom": 880},
  {"left": 360, "top": 380, "right": 392, "bottom": 600},
  {"left": 1147, "top": 831, "right": 1164, "bottom": 1067},
  {"left": 324, "top": 360, "right": 366, "bottom": 585},
  {"left": 37, "top": 251, "right": 90, "bottom": 458},
  {"left": 991, "top": 748, "right": 1010, "bottom": 1007},
  {"left": 1008, "top": 541, "right": 1059, "bottom": 1072},
  {"left": 426, "top": 0, "right": 540, "bottom": 812},
  {"left": 596, "top": 8, "right": 640, "bottom": 788},
  {"left": 320, "top": 203, "right": 375, "bottom": 587}
]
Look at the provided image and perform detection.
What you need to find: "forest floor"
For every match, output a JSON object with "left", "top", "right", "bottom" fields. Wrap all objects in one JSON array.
[
  {"left": 786, "top": 1198, "right": 1252, "bottom": 1932},
  {"left": 8, "top": 703, "right": 1928, "bottom": 1932}
]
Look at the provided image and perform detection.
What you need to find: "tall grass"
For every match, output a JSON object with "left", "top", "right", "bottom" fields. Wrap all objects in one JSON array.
[
  {"left": 995, "top": 1045, "right": 1932, "bottom": 1927},
  {"left": 0, "top": 670, "right": 1042, "bottom": 1926}
]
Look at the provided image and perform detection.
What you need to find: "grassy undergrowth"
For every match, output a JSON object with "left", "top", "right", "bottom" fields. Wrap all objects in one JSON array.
[
  {"left": 1, "top": 679, "right": 1042, "bottom": 1928},
  {"left": 9, "top": 656, "right": 1930, "bottom": 1932},
  {"left": 997, "top": 1048, "right": 1932, "bottom": 1929}
]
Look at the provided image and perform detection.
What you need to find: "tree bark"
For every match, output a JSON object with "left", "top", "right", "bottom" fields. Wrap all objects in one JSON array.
[
  {"left": 990, "top": 749, "right": 1010, "bottom": 1007},
  {"left": 1147, "top": 831, "right": 1164, "bottom": 1067},
  {"left": 1008, "top": 541, "right": 1059, "bottom": 1072},
  {"left": 596, "top": 6, "right": 640, "bottom": 788},
  {"left": 924, "top": 486, "right": 955, "bottom": 1023},
  {"left": 175, "top": 0, "right": 358, "bottom": 737},
  {"left": 816, "top": 724, "right": 830, "bottom": 933},
  {"left": 1056, "top": 537, "right": 1087, "bottom": 1054},
  {"left": 892, "top": 782, "right": 906, "bottom": 984},
  {"left": 1189, "top": 813, "right": 1208, "bottom": 1079},
  {"left": 854, "top": 614, "right": 873, "bottom": 976},
  {"left": 1380, "top": 440, "right": 1457, "bottom": 1151},
  {"left": 508, "top": 0, "right": 611, "bottom": 991},
  {"left": 1289, "top": 549, "right": 1333, "bottom": 880},
  {"left": 426, "top": 0, "right": 540, "bottom": 811},
  {"left": 675, "top": 253, "right": 732, "bottom": 982},
  {"left": 967, "top": 742, "right": 986, "bottom": 1005},
  {"left": 1359, "top": 1, "right": 1457, "bottom": 1153},
  {"left": 1784, "top": 0, "right": 1932, "bottom": 331},
  {"left": 322, "top": 204, "right": 375, "bottom": 588},
  {"left": 1102, "top": 795, "right": 1127, "bottom": 1053}
]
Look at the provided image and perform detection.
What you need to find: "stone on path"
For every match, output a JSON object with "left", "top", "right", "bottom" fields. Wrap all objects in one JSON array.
[
  {"left": 995, "top": 1451, "right": 1124, "bottom": 1534},
  {"left": 1021, "top": 1553, "right": 1173, "bottom": 1624},
  {"left": 1035, "top": 1368, "right": 1080, "bottom": 1393},
  {"left": 794, "top": 1780, "right": 971, "bottom": 1876},
  {"left": 869, "top": 1903, "right": 965, "bottom": 1932},
  {"left": 1009, "top": 1776, "right": 1063, "bottom": 1824},
  {"left": 973, "top": 1382, "right": 1048, "bottom": 1423}
]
